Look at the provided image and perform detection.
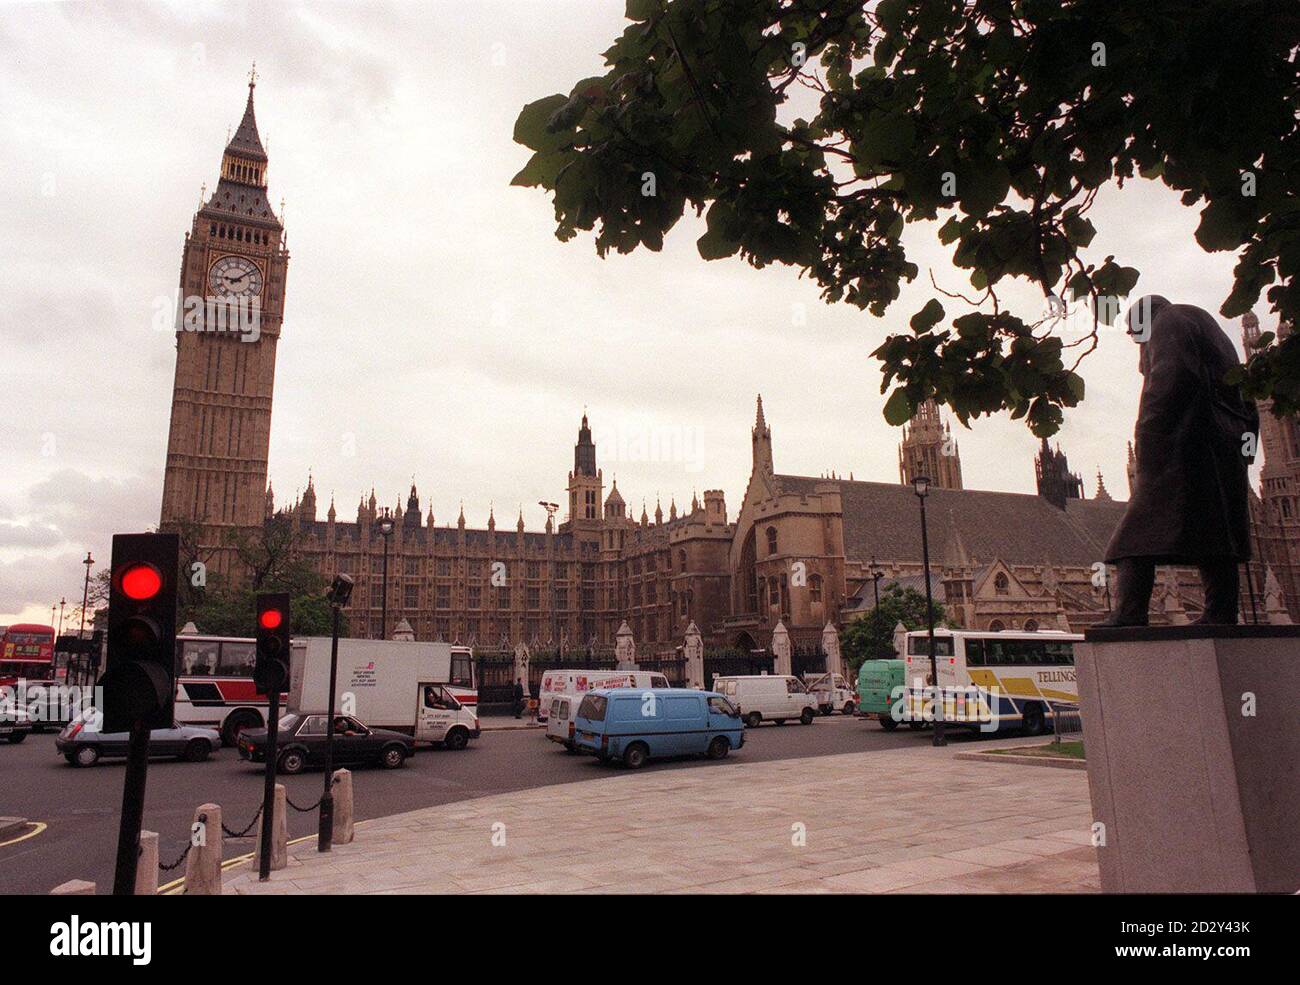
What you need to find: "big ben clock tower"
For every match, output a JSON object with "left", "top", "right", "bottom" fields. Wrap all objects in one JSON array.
[{"left": 159, "top": 70, "right": 289, "bottom": 579}]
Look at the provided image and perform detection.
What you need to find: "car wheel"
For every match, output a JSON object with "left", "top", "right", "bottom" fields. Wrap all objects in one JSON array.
[
  {"left": 907, "top": 721, "right": 925, "bottom": 731},
  {"left": 380, "top": 744, "right": 406, "bottom": 769},
  {"left": 623, "top": 742, "right": 649, "bottom": 769},
  {"left": 880, "top": 715, "right": 899, "bottom": 731},
  {"left": 745, "top": 712, "right": 762, "bottom": 729},
  {"left": 182, "top": 739, "right": 210, "bottom": 763},
  {"left": 1021, "top": 703, "right": 1047, "bottom": 737},
  {"left": 820, "top": 706, "right": 832, "bottom": 716},
  {"left": 7, "top": 732, "right": 26, "bottom": 744},
  {"left": 842, "top": 702, "right": 856, "bottom": 716},
  {"left": 442, "top": 727, "right": 468, "bottom": 751},
  {"left": 800, "top": 707, "right": 816, "bottom": 725},
  {"left": 706, "top": 736, "right": 730, "bottom": 760},
  {"left": 222, "top": 710, "right": 262, "bottom": 748},
  {"left": 563, "top": 741, "right": 578, "bottom": 755},
  {"left": 278, "top": 749, "right": 306, "bottom": 775},
  {"left": 73, "top": 745, "right": 99, "bottom": 768}
]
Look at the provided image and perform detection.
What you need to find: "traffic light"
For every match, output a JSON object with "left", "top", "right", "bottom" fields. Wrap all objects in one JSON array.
[
  {"left": 254, "top": 592, "right": 291, "bottom": 695},
  {"left": 101, "top": 533, "right": 178, "bottom": 733}
]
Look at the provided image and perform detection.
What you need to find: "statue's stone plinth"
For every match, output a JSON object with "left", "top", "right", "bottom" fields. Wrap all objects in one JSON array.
[{"left": 1077, "top": 625, "right": 1300, "bottom": 893}]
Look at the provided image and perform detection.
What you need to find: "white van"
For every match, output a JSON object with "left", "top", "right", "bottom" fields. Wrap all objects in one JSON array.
[
  {"left": 711, "top": 675, "right": 817, "bottom": 727},
  {"left": 537, "top": 669, "right": 668, "bottom": 724},
  {"left": 290, "top": 637, "right": 480, "bottom": 749},
  {"left": 545, "top": 694, "right": 582, "bottom": 752},
  {"left": 802, "top": 672, "right": 857, "bottom": 716}
]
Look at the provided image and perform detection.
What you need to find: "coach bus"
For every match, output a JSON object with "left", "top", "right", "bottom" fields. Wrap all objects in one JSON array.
[
  {"left": 902, "top": 628, "right": 1082, "bottom": 735},
  {"left": 175, "top": 633, "right": 478, "bottom": 745}
]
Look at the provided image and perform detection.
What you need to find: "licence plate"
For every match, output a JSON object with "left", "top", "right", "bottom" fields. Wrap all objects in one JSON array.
[{"left": 579, "top": 732, "right": 595, "bottom": 741}]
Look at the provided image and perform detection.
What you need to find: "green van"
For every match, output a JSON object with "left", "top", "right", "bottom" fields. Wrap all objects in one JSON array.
[{"left": 856, "top": 658, "right": 906, "bottom": 730}]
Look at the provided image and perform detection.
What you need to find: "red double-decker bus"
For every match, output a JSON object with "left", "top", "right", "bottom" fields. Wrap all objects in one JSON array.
[{"left": 0, "top": 623, "right": 56, "bottom": 686}]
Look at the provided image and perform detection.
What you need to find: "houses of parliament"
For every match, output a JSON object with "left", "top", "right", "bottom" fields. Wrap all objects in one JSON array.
[{"left": 159, "top": 80, "right": 1300, "bottom": 655}]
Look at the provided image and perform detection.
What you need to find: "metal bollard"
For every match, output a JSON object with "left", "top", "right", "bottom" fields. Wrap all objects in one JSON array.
[
  {"left": 254, "top": 784, "right": 287, "bottom": 872},
  {"left": 331, "top": 769, "right": 354, "bottom": 845},
  {"left": 135, "top": 830, "right": 159, "bottom": 895},
  {"left": 50, "top": 879, "right": 95, "bottom": 895},
  {"left": 183, "top": 803, "right": 223, "bottom": 895}
]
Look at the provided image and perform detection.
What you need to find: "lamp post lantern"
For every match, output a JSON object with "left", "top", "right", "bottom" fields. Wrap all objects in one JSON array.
[
  {"left": 912, "top": 476, "right": 946, "bottom": 747},
  {"left": 377, "top": 513, "right": 395, "bottom": 640},
  {"left": 869, "top": 557, "right": 884, "bottom": 610}
]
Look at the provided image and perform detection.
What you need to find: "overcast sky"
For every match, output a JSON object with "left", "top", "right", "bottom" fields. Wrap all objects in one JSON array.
[{"left": 0, "top": 1, "right": 1277, "bottom": 625}]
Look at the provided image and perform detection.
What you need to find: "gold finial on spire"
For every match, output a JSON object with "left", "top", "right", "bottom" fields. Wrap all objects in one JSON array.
[{"left": 248, "top": 61, "right": 258, "bottom": 89}]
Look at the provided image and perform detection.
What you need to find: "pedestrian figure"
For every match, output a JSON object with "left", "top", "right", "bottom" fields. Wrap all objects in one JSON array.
[
  {"left": 513, "top": 677, "right": 525, "bottom": 719},
  {"left": 1101, "top": 296, "right": 1259, "bottom": 625}
]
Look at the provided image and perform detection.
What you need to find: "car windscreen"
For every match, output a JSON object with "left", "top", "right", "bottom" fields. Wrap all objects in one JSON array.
[{"left": 576, "top": 694, "right": 607, "bottom": 721}]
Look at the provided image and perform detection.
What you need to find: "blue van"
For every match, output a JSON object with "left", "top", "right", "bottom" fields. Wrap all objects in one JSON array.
[{"left": 572, "top": 687, "right": 744, "bottom": 768}]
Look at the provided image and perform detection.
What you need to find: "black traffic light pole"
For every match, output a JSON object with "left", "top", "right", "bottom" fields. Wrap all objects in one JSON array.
[
  {"left": 318, "top": 574, "right": 353, "bottom": 853},
  {"left": 112, "top": 721, "right": 152, "bottom": 895},
  {"left": 254, "top": 592, "right": 291, "bottom": 882},
  {"left": 257, "top": 686, "right": 281, "bottom": 881},
  {"left": 104, "top": 532, "right": 179, "bottom": 896}
]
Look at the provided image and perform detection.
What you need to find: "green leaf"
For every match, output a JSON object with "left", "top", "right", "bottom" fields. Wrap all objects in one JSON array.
[
  {"left": 513, "top": 94, "right": 568, "bottom": 151},
  {"left": 696, "top": 201, "right": 740, "bottom": 260},
  {"left": 1195, "top": 198, "right": 1250, "bottom": 252},
  {"left": 882, "top": 387, "right": 913, "bottom": 426},
  {"left": 910, "top": 298, "right": 945, "bottom": 332},
  {"left": 625, "top": 0, "right": 658, "bottom": 21}
]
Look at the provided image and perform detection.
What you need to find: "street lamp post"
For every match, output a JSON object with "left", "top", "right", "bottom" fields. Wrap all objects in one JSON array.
[
  {"left": 377, "top": 513, "right": 395, "bottom": 640},
  {"left": 57, "top": 597, "right": 66, "bottom": 638},
  {"left": 319, "top": 573, "right": 354, "bottom": 852},
  {"left": 539, "top": 501, "right": 559, "bottom": 650},
  {"left": 912, "top": 476, "right": 946, "bottom": 747},
  {"left": 79, "top": 552, "right": 94, "bottom": 639}
]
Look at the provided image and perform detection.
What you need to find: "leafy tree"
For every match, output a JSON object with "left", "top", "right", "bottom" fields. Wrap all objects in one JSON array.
[
  {"left": 514, "top": 1, "right": 1300, "bottom": 432},
  {"left": 839, "top": 581, "right": 944, "bottom": 671},
  {"left": 181, "top": 520, "right": 340, "bottom": 637}
]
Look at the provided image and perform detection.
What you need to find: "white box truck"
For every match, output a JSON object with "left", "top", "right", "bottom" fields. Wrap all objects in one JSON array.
[{"left": 288, "top": 637, "right": 480, "bottom": 749}]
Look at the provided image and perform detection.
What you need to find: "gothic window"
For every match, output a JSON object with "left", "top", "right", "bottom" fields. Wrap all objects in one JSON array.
[
  {"left": 527, "top": 587, "right": 540, "bottom": 610},
  {"left": 678, "top": 549, "right": 686, "bottom": 571},
  {"left": 766, "top": 526, "right": 779, "bottom": 555},
  {"left": 404, "top": 558, "right": 419, "bottom": 576},
  {"left": 404, "top": 584, "right": 419, "bottom": 608},
  {"left": 468, "top": 585, "right": 481, "bottom": 610},
  {"left": 809, "top": 574, "right": 823, "bottom": 604},
  {"left": 994, "top": 572, "right": 1010, "bottom": 595},
  {"left": 1023, "top": 619, "right": 1039, "bottom": 632},
  {"left": 497, "top": 589, "right": 511, "bottom": 610},
  {"left": 436, "top": 585, "right": 451, "bottom": 609},
  {"left": 740, "top": 529, "right": 758, "bottom": 613},
  {"left": 437, "top": 559, "right": 451, "bottom": 577},
  {"left": 988, "top": 619, "right": 1006, "bottom": 632}
]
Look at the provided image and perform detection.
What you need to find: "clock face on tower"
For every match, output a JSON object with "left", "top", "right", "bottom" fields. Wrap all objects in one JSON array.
[{"left": 208, "top": 255, "right": 264, "bottom": 299}]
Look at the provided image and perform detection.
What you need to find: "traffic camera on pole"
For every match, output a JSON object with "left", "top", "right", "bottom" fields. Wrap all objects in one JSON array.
[
  {"left": 254, "top": 592, "right": 291, "bottom": 695},
  {"left": 101, "top": 533, "right": 178, "bottom": 733}
]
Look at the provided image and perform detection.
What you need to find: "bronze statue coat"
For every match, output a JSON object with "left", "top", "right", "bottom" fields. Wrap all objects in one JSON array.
[{"left": 1105, "top": 296, "right": 1259, "bottom": 564}]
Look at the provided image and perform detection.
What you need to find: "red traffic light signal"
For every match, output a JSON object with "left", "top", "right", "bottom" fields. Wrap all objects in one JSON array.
[
  {"left": 119, "top": 562, "right": 162, "bottom": 601},
  {"left": 103, "top": 533, "right": 178, "bottom": 733},
  {"left": 254, "top": 592, "right": 292, "bottom": 696}
]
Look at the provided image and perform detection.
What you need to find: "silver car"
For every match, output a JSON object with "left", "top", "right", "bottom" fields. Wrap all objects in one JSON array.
[{"left": 56, "top": 713, "right": 221, "bottom": 767}]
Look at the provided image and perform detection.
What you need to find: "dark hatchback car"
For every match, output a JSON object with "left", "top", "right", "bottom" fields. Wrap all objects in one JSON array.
[{"left": 239, "top": 713, "right": 414, "bottom": 774}]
